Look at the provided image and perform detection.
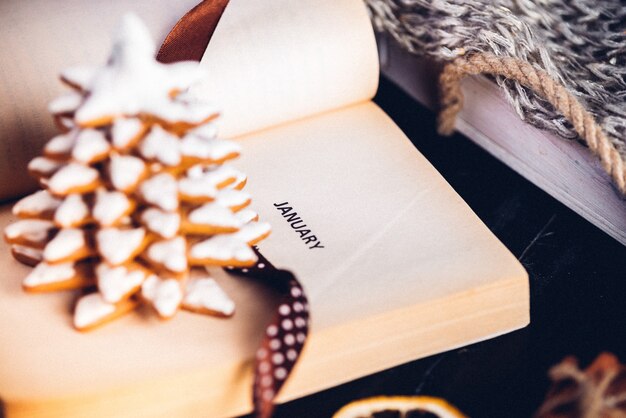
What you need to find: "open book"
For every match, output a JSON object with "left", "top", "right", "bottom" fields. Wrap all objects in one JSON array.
[
  {"left": 378, "top": 36, "right": 626, "bottom": 247},
  {"left": 0, "top": 1, "right": 528, "bottom": 417}
]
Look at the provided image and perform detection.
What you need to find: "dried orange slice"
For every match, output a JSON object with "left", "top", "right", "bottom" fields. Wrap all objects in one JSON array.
[{"left": 333, "top": 396, "right": 467, "bottom": 418}]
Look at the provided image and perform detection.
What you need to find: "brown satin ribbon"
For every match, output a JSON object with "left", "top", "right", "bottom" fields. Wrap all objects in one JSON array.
[
  {"left": 157, "top": 3, "right": 310, "bottom": 418},
  {"left": 157, "top": 0, "right": 230, "bottom": 63}
]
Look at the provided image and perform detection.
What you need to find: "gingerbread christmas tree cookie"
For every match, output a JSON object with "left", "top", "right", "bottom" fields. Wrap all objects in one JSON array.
[{"left": 3, "top": 13, "right": 271, "bottom": 331}]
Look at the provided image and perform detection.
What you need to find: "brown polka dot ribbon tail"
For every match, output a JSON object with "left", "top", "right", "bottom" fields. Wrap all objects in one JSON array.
[
  {"left": 227, "top": 250, "right": 310, "bottom": 418},
  {"left": 157, "top": 2, "right": 310, "bottom": 417}
]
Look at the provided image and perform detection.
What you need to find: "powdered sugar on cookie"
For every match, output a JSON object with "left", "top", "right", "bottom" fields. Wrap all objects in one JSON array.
[
  {"left": 139, "top": 125, "right": 181, "bottom": 166},
  {"left": 195, "top": 165, "right": 242, "bottom": 188},
  {"left": 140, "top": 173, "right": 179, "bottom": 211},
  {"left": 23, "top": 261, "right": 76, "bottom": 289},
  {"left": 44, "top": 130, "right": 78, "bottom": 157},
  {"left": 13, "top": 190, "right": 61, "bottom": 218},
  {"left": 236, "top": 222, "right": 272, "bottom": 244},
  {"left": 97, "top": 263, "right": 147, "bottom": 303},
  {"left": 140, "top": 208, "right": 180, "bottom": 239},
  {"left": 111, "top": 117, "right": 144, "bottom": 149},
  {"left": 235, "top": 209, "right": 259, "bottom": 224},
  {"left": 48, "top": 91, "right": 83, "bottom": 115},
  {"left": 183, "top": 277, "right": 235, "bottom": 316},
  {"left": 74, "top": 293, "right": 117, "bottom": 330},
  {"left": 71, "top": 129, "right": 111, "bottom": 163},
  {"left": 43, "top": 228, "right": 87, "bottom": 262},
  {"left": 141, "top": 275, "right": 183, "bottom": 319},
  {"left": 178, "top": 175, "right": 218, "bottom": 201},
  {"left": 93, "top": 189, "right": 132, "bottom": 226},
  {"left": 54, "top": 194, "right": 89, "bottom": 227},
  {"left": 146, "top": 236, "right": 188, "bottom": 273},
  {"left": 28, "top": 157, "right": 64, "bottom": 178},
  {"left": 48, "top": 162, "right": 100, "bottom": 195},
  {"left": 5, "top": 13, "right": 272, "bottom": 331},
  {"left": 4, "top": 219, "right": 55, "bottom": 246},
  {"left": 109, "top": 153, "right": 146, "bottom": 192},
  {"left": 97, "top": 227, "right": 146, "bottom": 265},
  {"left": 215, "top": 189, "right": 251, "bottom": 211},
  {"left": 180, "top": 134, "right": 240, "bottom": 162},
  {"left": 73, "top": 14, "right": 218, "bottom": 127}
]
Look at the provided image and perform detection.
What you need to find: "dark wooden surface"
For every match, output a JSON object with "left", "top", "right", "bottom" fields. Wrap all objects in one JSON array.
[{"left": 242, "top": 76, "right": 626, "bottom": 417}]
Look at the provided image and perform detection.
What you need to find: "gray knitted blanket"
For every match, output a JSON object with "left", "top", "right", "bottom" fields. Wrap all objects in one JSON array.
[{"left": 366, "top": 0, "right": 625, "bottom": 169}]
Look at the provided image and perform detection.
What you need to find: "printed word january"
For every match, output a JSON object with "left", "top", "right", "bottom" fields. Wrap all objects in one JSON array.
[{"left": 273, "top": 202, "right": 325, "bottom": 250}]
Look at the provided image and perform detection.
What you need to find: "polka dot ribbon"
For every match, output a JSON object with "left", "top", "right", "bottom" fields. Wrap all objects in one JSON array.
[
  {"left": 156, "top": 3, "right": 309, "bottom": 415},
  {"left": 227, "top": 249, "right": 310, "bottom": 418}
]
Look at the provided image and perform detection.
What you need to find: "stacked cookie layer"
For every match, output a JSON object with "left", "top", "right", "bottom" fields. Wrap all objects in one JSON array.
[{"left": 3, "top": 14, "right": 270, "bottom": 331}]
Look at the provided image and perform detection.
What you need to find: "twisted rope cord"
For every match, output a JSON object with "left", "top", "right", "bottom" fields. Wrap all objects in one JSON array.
[{"left": 438, "top": 52, "right": 626, "bottom": 195}]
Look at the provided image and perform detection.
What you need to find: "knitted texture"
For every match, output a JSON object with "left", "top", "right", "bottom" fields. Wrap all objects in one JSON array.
[
  {"left": 439, "top": 53, "right": 625, "bottom": 193},
  {"left": 366, "top": 0, "right": 626, "bottom": 185}
]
